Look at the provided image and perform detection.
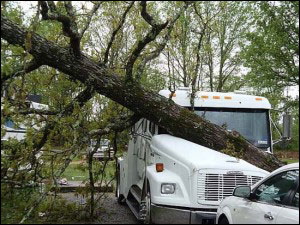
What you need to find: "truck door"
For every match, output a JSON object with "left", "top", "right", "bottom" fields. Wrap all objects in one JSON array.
[{"left": 136, "top": 120, "right": 147, "bottom": 180}]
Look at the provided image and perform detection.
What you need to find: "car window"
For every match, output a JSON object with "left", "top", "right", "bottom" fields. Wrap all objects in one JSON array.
[
  {"left": 254, "top": 170, "right": 299, "bottom": 206},
  {"left": 291, "top": 189, "right": 299, "bottom": 208}
]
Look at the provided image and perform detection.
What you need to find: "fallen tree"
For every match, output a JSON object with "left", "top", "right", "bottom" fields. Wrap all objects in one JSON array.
[{"left": 1, "top": 5, "right": 283, "bottom": 172}]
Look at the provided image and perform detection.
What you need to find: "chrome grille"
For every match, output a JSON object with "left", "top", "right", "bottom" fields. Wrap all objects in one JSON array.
[{"left": 197, "top": 173, "right": 262, "bottom": 203}]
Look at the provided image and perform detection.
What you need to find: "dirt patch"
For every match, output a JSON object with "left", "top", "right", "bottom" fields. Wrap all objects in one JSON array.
[{"left": 60, "top": 193, "right": 138, "bottom": 224}]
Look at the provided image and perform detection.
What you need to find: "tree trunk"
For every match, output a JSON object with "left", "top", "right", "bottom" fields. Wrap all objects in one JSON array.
[{"left": 1, "top": 16, "right": 283, "bottom": 171}]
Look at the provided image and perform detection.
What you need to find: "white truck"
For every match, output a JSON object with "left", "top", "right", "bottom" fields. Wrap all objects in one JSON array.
[{"left": 117, "top": 88, "right": 290, "bottom": 224}]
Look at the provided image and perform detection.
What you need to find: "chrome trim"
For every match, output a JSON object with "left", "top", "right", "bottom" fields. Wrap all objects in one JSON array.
[{"left": 151, "top": 203, "right": 216, "bottom": 224}]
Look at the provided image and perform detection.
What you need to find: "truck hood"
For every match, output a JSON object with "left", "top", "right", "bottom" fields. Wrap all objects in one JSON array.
[{"left": 151, "top": 134, "right": 268, "bottom": 175}]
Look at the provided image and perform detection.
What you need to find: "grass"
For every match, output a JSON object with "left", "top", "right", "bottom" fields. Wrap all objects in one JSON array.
[
  {"left": 61, "top": 163, "right": 89, "bottom": 181},
  {"left": 61, "top": 160, "right": 116, "bottom": 182},
  {"left": 281, "top": 158, "right": 299, "bottom": 164}
]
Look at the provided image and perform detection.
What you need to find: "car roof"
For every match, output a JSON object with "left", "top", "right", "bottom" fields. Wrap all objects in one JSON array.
[
  {"left": 252, "top": 163, "right": 299, "bottom": 189},
  {"left": 271, "top": 163, "right": 299, "bottom": 175}
]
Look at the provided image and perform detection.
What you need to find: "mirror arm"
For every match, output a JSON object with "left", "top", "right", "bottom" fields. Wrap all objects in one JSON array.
[
  {"left": 248, "top": 192, "right": 256, "bottom": 201},
  {"left": 271, "top": 117, "right": 283, "bottom": 139}
]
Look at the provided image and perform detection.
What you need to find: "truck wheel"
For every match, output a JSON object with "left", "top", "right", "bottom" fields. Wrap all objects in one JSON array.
[
  {"left": 144, "top": 187, "right": 152, "bottom": 224},
  {"left": 116, "top": 165, "right": 125, "bottom": 204},
  {"left": 219, "top": 216, "right": 229, "bottom": 224}
]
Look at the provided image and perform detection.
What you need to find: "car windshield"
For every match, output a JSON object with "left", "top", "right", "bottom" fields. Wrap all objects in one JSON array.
[{"left": 194, "top": 108, "right": 271, "bottom": 149}]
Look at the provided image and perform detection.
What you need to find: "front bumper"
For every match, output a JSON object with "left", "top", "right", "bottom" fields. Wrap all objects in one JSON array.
[{"left": 151, "top": 203, "right": 217, "bottom": 224}]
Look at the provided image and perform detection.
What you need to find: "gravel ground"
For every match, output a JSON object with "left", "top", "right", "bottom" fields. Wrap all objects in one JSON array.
[{"left": 61, "top": 193, "right": 138, "bottom": 224}]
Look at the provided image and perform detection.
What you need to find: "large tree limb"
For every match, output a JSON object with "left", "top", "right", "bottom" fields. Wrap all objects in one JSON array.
[{"left": 1, "top": 16, "right": 284, "bottom": 171}]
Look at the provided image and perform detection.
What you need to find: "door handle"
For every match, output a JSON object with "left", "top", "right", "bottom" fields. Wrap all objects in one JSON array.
[{"left": 264, "top": 212, "right": 274, "bottom": 220}]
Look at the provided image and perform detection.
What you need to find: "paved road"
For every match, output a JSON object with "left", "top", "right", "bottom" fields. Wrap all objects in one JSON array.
[{"left": 61, "top": 193, "right": 138, "bottom": 224}]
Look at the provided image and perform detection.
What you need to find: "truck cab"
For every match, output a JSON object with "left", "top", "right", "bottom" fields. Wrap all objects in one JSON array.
[{"left": 117, "top": 88, "right": 272, "bottom": 224}]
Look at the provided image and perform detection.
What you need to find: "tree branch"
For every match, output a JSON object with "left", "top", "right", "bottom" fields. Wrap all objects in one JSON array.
[
  {"left": 79, "top": 2, "right": 102, "bottom": 38},
  {"left": 32, "top": 86, "right": 95, "bottom": 153},
  {"left": 19, "top": 108, "right": 59, "bottom": 116},
  {"left": 40, "top": 1, "right": 81, "bottom": 57},
  {"left": 125, "top": 1, "right": 169, "bottom": 81},
  {"left": 1, "top": 59, "right": 42, "bottom": 84},
  {"left": 89, "top": 114, "right": 140, "bottom": 137},
  {"left": 102, "top": 1, "right": 134, "bottom": 66},
  {"left": 140, "top": 1, "right": 158, "bottom": 27},
  {"left": 136, "top": 2, "right": 190, "bottom": 81}
]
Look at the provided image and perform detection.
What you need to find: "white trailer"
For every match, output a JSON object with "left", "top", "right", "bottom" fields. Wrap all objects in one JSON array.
[
  {"left": 2, "top": 101, "right": 49, "bottom": 141},
  {"left": 2, "top": 101, "right": 49, "bottom": 171},
  {"left": 117, "top": 88, "right": 286, "bottom": 224}
]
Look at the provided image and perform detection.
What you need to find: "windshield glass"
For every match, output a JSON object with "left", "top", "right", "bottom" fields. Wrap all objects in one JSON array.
[{"left": 194, "top": 108, "right": 271, "bottom": 149}]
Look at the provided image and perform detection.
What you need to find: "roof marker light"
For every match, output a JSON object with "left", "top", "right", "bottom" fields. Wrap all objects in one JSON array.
[
  {"left": 256, "top": 98, "right": 263, "bottom": 101},
  {"left": 201, "top": 96, "right": 209, "bottom": 99},
  {"left": 224, "top": 96, "right": 232, "bottom": 100},
  {"left": 213, "top": 96, "right": 221, "bottom": 99}
]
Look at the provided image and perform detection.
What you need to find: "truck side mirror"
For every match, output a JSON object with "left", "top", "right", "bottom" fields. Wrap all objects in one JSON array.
[{"left": 283, "top": 114, "right": 292, "bottom": 139}]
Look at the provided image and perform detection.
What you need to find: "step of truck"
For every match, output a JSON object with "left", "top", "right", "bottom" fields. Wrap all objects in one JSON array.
[
  {"left": 130, "top": 185, "right": 142, "bottom": 203},
  {"left": 126, "top": 198, "right": 140, "bottom": 220}
]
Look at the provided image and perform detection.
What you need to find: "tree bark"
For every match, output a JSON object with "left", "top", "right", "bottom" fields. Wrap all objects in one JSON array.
[{"left": 1, "top": 16, "right": 283, "bottom": 171}]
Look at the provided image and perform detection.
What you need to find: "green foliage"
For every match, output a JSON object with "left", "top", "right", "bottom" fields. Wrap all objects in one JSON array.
[
  {"left": 1, "top": 186, "right": 39, "bottom": 224},
  {"left": 241, "top": 1, "right": 299, "bottom": 88}
]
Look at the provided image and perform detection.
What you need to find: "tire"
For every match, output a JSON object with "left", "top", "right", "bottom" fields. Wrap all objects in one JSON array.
[
  {"left": 116, "top": 165, "right": 125, "bottom": 204},
  {"left": 144, "top": 184, "right": 152, "bottom": 224},
  {"left": 219, "top": 216, "right": 229, "bottom": 224}
]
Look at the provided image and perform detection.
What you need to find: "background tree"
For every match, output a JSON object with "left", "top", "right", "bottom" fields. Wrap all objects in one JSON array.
[
  {"left": 242, "top": 1, "right": 299, "bottom": 89},
  {"left": 241, "top": 1, "right": 299, "bottom": 151}
]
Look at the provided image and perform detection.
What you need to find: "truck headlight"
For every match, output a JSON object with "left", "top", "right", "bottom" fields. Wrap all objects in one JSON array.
[{"left": 161, "top": 183, "right": 176, "bottom": 194}]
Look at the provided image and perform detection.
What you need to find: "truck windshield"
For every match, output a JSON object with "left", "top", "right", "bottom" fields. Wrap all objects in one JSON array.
[{"left": 194, "top": 108, "right": 271, "bottom": 149}]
